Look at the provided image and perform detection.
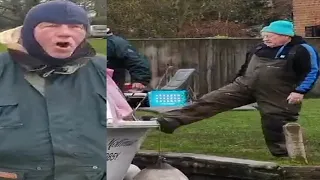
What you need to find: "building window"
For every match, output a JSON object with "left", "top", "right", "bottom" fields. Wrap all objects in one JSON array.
[{"left": 305, "top": 25, "right": 320, "bottom": 37}]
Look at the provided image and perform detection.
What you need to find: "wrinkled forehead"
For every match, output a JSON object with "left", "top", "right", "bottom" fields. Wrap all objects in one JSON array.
[
  {"left": 261, "top": 32, "right": 286, "bottom": 39},
  {"left": 36, "top": 22, "right": 85, "bottom": 28}
]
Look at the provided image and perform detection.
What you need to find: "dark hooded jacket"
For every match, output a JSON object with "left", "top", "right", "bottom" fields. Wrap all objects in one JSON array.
[{"left": 107, "top": 33, "right": 151, "bottom": 89}]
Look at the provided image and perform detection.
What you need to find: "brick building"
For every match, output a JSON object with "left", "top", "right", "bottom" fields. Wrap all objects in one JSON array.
[{"left": 293, "top": 0, "right": 320, "bottom": 36}]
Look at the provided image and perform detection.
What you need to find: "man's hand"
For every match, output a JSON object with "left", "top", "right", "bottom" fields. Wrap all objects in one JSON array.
[
  {"left": 132, "top": 82, "right": 145, "bottom": 90},
  {"left": 287, "top": 92, "right": 304, "bottom": 104}
]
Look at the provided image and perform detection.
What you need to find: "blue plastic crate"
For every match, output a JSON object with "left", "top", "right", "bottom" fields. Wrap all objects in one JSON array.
[{"left": 148, "top": 90, "right": 188, "bottom": 107}]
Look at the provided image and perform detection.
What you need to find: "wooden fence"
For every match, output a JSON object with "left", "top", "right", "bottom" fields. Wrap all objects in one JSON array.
[{"left": 129, "top": 38, "right": 320, "bottom": 96}]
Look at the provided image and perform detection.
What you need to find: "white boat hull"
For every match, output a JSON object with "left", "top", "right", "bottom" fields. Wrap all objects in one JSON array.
[{"left": 107, "top": 121, "right": 159, "bottom": 180}]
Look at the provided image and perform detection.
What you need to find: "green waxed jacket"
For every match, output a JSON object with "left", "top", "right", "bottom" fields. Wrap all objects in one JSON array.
[{"left": 0, "top": 52, "right": 106, "bottom": 180}]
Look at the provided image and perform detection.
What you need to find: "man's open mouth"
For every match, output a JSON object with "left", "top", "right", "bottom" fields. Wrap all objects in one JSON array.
[{"left": 56, "top": 42, "right": 71, "bottom": 48}]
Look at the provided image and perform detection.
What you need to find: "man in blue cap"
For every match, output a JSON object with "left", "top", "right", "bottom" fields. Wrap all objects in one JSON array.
[
  {"left": 157, "top": 20, "right": 319, "bottom": 157},
  {"left": 0, "top": 1, "right": 105, "bottom": 179}
]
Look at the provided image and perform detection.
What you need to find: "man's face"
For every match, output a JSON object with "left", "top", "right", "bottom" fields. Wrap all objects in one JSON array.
[
  {"left": 34, "top": 22, "right": 86, "bottom": 59},
  {"left": 262, "top": 32, "right": 291, "bottom": 48}
]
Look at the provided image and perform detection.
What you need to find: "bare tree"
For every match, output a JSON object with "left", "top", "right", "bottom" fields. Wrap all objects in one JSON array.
[
  {"left": 107, "top": 0, "right": 287, "bottom": 38},
  {"left": 268, "top": 0, "right": 293, "bottom": 21}
]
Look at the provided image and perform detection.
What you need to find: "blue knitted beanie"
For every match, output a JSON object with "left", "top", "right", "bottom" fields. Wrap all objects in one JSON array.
[
  {"left": 21, "top": 0, "right": 89, "bottom": 62},
  {"left": 261, "top": 20, "right": 295, "bottom": 37}
]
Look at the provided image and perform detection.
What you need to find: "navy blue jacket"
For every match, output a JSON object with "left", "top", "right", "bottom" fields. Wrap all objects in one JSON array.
[{"left": 107, "top": 34, "right": 151, "bottom": 88}]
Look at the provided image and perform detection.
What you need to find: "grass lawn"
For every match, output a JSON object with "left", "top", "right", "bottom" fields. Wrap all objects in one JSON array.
[
  {"left": 0, "top": 44, "right": 6, "bottom": 52},
  {"left": 88, "top": 38, "right": 106, "bottom": 54},
  {"left": 0, "top": 38, "right": 106, "bottom": 54},
  {"left": 139, "top": 98, "right": 320, "bottom": 165}
]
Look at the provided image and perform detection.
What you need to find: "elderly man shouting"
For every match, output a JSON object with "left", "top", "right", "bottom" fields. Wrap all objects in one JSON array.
[
  {"left": 0, "top": 1, "right": 106, "bottom": 180},
  {"left": 157, "top": 20, "right": 320, "bottom": 158}
]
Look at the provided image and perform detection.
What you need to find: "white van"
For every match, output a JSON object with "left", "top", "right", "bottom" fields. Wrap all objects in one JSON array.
[{"left": 89, "top": 25, "right": 108, "bottom": 38}]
